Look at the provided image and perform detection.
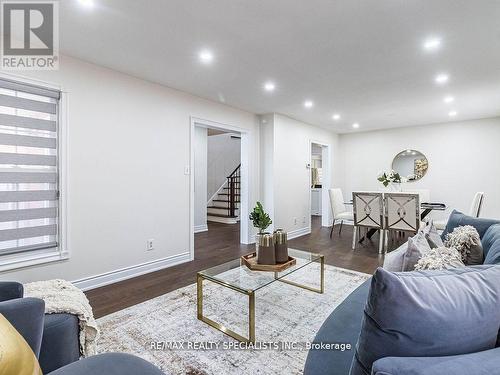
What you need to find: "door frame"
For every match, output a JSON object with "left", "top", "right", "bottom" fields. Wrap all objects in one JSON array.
[
  {"left": 309, "top": 140, "right": 332, "bottom": 227},
  {"left": 189, "top": 116, "right": 250, "bottom": 260}
]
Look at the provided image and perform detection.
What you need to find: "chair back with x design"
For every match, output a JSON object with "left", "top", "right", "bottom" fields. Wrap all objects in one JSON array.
[
  {"left": 385, "top": 192, "right": 420, "bottom": 232},
  {"left": 352, "top": 192, "right": 384, "bottom": 229}
]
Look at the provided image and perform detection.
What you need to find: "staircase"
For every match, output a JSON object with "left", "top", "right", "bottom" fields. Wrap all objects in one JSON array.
[{"left": 207, "top": 164, "right": 240, "bottom": 224}]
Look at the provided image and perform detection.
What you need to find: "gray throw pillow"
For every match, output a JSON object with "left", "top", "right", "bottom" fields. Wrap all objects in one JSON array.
[
  {"left": 350, "top": 266, "right": 500, "bottom": 375},
  {"left": 444, "top": 225, "right": 484, "bottom": 265},
  {"left": 402, "top": 231, "right": 431, "bottom": 271},
  {"left": 423, "top": 220, "right": 444, "bottom": 248},
  {"left": 414, "top": 247, "right": 465, "bottom": 270},
  {"left": 382, "top": 242, "right": 407, "bottom": 272},
  {"left": 372, "top": 347, "right": 500, "bottom": 375}
]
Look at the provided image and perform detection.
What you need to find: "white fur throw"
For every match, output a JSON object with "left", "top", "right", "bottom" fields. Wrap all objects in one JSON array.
[
  {"left": 444, "top": 225, "right": 481, "bottom": 263},
  {"left": 24, "top": 279, "right": 99, "bottom": 357},
  {"left": 414, "top": 247, "right": 465, "bottom": 271}
]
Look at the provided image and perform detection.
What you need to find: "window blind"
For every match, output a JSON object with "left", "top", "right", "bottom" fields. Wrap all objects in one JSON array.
[{"left": 0, "top": 78, "right": 60, "bottom": 256}]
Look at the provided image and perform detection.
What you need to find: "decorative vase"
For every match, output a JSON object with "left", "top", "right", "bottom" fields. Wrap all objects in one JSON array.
[
  {"left": 256, "top": 233, "right": 275, "bottom": 265},
  {"left": 389, "top": 182, "right": 402, "bottom": 192},
  {"left": 274, "top": 229, "right": 288, "bottom": 263}
]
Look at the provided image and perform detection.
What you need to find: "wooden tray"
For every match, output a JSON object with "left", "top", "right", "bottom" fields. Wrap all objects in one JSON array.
[{"left": 241, "top": 252, "right": 296, "bottom": 272}]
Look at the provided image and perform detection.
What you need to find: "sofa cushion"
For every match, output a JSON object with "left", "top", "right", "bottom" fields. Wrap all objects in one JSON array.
[
  {"left": 372, "top": 347, "right": 500, "bottom": 375},
  {"left": 482, "top": 224, "right": 500, "bottom": 265},
  {"left": 349, "top": 266, "right": 500, "bottom": 375},
  {"left": 441, "top": 210, "right": 500, "bottom": 240}
]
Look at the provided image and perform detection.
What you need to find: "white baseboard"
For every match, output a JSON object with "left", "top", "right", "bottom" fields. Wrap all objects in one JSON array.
[
  {"left": 72, "top": 252, "right": 191, "bottom": 291},
  {"left": 287, "top": 226, "right": 312, "bottom": 240},
  {"left": 194, "top": 224, "right": 208, "bottom": 233}
]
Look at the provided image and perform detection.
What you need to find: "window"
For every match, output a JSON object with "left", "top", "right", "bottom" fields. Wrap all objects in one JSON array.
[{"left": 0, "top": 77, "right": 62, "bottom": 261}]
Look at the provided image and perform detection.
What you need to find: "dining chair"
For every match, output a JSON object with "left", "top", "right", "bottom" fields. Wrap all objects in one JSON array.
[
  {"left": 329, "top": 188, "right": 354, "bottom": 238},
  {"left": 384, "top": 193, "right": 420, "bottom": 253},
  {"left": 352, "top": 192, "right": 384, "bottom": 252},
  {"left": 435, "top": 192, "right": 485, "bottom": 230},
  {"left": 469, "top": 192, "right": 485, "bottom": 218}
]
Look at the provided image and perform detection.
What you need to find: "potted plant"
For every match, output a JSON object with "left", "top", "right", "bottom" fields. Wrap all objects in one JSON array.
[{"left": 249, "top": 202, "right": 275, "bottom": 264}]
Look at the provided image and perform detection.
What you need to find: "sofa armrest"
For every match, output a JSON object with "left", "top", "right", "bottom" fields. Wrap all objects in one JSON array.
[
  {"left": 0, "top": 281, "right": 23, "bottom": 301},
  {"left": 0, "top": 297, "right": 45, "bottom": 357}
]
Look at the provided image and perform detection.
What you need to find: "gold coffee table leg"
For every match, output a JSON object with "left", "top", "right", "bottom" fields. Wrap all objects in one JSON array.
[
  {"left": 274, "top": 255, "right": 325, "bottom": 294},
  {"left": 197, "top": 273, "right": 256, "bottom": 343}
]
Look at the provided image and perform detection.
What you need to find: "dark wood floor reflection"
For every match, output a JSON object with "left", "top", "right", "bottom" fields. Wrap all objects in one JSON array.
[{"left": 86, "top": 217, "right": 386, "bottom": 318}]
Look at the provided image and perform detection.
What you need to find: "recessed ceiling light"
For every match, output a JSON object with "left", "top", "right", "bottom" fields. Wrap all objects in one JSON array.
[
  {"left": 435, "top": 73, "right": 449, "bottom": 85},
  {"left": 304, "top": 100, "right": 314, "bottom": 109},
  {"left": 352, "top": 123, "right": 360, "bottom": 129},
  {"left": 423, "top": 37, "right": 441, "bottom": 51},
  {"left": 78, "top": 0, "right": 94, "bottom": 7},
  {"left": 443, "top": 96, "right": 455, "bottom": 103},
  {"left": 448, "top": 110, "right": 457, "bottom": 117},
  {"left": 264, "top": 82, "right": 275, "bottom": 92},
  {"left": 199, "top": 49, "right": 214, "bottom": 64},
  {"left": 332, "top": 114, "right": 341, "bottom": 121}
]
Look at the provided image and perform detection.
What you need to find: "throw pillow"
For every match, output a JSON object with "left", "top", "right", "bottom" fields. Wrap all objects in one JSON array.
[
  {"left": 402, "top": 231, "right": 431, "bottom": 271},
  {"left": 481, "top": 224, "right": 500, "bottom": 265},
  {"left": 382, "top": 242, "right": 407, "bottom": 272},
  {"left": 0, "top": 314, "right": 43, "bottom": 375},
  {"left": 414, "top": 247, "right": 465, "bottom": 270},
  {"left": 349, "top": 266, "right": 500, "bottom": 375},
  {"left": 441, "top": 210, "right": 500, "bottom": 240},
  {"left": 444, "top": 225, "right": 484, "bottom": 265},
  {"left": 372, "top": 347, "right": 500, "bottom": 375},
  {"left": 423, "top": 220, "right": 444, "bottom": 248}
]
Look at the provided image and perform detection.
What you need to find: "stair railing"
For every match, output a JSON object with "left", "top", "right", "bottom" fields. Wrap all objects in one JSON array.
[{"left": 227, "top": 164, "right": 241, "bottom": 217}]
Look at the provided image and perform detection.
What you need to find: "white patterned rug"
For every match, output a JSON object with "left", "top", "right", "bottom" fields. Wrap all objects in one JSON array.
[{"left": 97, "top": 265, "right": 370, "bottom": 375}]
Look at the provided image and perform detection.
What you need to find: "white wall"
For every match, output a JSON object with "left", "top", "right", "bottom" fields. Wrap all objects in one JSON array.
[
  {"left": 207, "top": 134, "right": 240, "bottom": 199},
  {"left": 0, "top": 55, "right": 260, "bottom": 286},
  {"left": 258, "top": 114, "right": 275, "bottom": 224},
  {"left": 194, "top": 126, "right": 207, "bottom": 232},
  {"left": 260, "top": 114, "right": 340, "bottom": 237},
  {"left": 338, "top": 117, "right": 500, "bottom": 220}
]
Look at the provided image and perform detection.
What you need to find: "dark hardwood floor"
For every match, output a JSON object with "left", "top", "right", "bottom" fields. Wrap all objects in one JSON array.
[{"left": 85, "top": 217, "right": 387, "bottom": 318}]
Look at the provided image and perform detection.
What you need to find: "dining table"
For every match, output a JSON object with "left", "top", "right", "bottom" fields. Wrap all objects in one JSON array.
[{"left": 344, "top": 201, "right": 447, "bottom": 243}]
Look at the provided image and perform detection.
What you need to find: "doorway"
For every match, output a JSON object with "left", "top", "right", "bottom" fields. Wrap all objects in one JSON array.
[
  {"left": 190, "top": 117, "right": 250, "bottom": 261},
  {"left": 309, "top": 141, "right": 332, "bottom": 229}
]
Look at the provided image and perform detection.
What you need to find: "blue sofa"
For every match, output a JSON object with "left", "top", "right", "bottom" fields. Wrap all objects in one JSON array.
[
  {"left": 304, "top": 213, "right": 500, "bottom": 375},
  {"left": 0, "top": 282, "right": 165, "bottom": 375},
  {"left": 0, "top": 281, "right": 80, "bottom": 373}
]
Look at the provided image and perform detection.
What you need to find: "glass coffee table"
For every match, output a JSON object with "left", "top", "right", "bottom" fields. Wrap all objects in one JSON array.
[{"left": 197, "top": 248, "right": 324, "bottom": 342}]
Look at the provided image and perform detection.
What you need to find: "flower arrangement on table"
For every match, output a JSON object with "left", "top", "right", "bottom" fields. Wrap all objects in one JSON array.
[{"left": 377, "top": 170, "right": 407, "bottom": 187}]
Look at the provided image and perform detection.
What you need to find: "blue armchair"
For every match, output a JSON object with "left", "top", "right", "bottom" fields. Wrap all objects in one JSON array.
[{"left": 0, "top": 282, "right": 165, "bottom": 375}]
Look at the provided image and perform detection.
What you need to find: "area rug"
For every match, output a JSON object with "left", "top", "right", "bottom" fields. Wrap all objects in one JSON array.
[{"left": 97, "top": 264, "right": 370, "bottom": 375}]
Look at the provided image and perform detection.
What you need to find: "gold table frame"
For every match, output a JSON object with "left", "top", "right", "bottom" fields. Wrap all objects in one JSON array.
[{"left": 197, "top": 254, "right": 324, "bottom": 343}]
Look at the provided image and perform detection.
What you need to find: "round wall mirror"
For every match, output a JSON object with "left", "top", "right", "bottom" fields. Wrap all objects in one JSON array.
[{"left": 392, "top": 149, "right": 428, "bottom": 182}]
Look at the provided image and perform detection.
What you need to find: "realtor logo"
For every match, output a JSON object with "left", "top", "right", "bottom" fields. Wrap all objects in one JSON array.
[{"left": 1, "top": 0, "right": 59, "bottom": 70}]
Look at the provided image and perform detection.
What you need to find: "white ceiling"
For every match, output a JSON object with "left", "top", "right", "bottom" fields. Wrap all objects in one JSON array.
[{"left": 60, "top": 0, "right": 500, "bottom": 133}]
